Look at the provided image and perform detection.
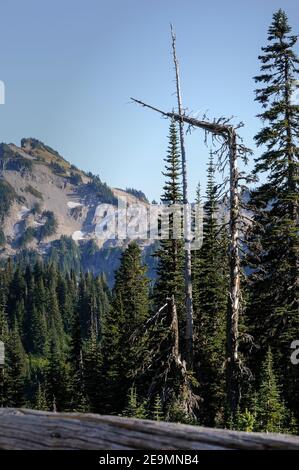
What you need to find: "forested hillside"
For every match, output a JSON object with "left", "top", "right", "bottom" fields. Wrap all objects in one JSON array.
[{"left": 0, "top": 137, "right": 154, "bottom": 284}]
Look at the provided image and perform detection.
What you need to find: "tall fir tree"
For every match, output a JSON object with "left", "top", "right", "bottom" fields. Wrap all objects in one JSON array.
[
  {"left": 122, "top": 386, "right": 147, "bottom": 419},
  {"left": 4, "top": 319, "right": 27, "bottom": 407},
  {"left": 0, "top": 307, "right": 9, "bottom": 344},
  {"left": 153, "top": 118, "right": 185, "bottom": 342},
  {"left": 84, "top": 324, "right": 103, "bottom": 413},
  {"left": 45, "top": 321, "right": 70, "bottom": 411},
  {"left": 142, "top": 122, "right": 199, "bottom": 418},
  {"left": 34, "top": 382, "right": 48, "bottom": 411},
  {"left": 246, "top": 9, "right": 299, "bottom": 417},
  {"left": 56, "top": 271, "right": 76, "bottom": 334},
  {"left": 102, "top": 242, "right": 150, "bottom": 413},
  {"left": 192, "top": 181, "right": 203, "bottom": 315},
  {"left": 68, "top": 307, "right": 89, "bottom": 412},
  {"left": 255, "top": 348, "right": 288, "bottom": 433},
  {"left": 194, "top": 152, "right": 229, "bottom": 426}
]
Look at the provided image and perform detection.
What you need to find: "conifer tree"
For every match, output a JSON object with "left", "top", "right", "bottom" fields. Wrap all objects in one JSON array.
[
  {"left": 234, "top": 408, "right": 256, "bottom": 432},
  {"left": 192, "top": 181, "right": 203, "bottom": 316},
  {"left": 0, "top": 261, "right": 113, "bottom": 410},
  {"left": 0, "top": 271, "right": 8, "bottom": 319},
  {"left": 100, "top": 301, "right": 121, "bottom": 414},
  {"left": 5, "top": 320, "right": 27, "bottom": 407},
  {"left": 34, "top": 382, "right": 48, "bottom": 411},
  {"left": 45, "top": 322, "right": 70, "bottom": 411},
  {"left": 246, "top": 9, "right": 299, "bottom": 416},
  {"left": 7, "top": 266, "right": 27, "bottom": 325},
  {"left": 0, "top": 307, "right": 9, "bottom": 344},
  {"left": 152, "top": 395, "right": 164, "bottom": 421},
  {"left": 68, "top": 309, "right": 89, "bottom": 411},
  {"left": 30, "top": 305, "right": 48, "bottom": 355},
  {"left": 122, "top": 386, "right": 147, "bottom": 419},
  {"left": 102, "top": 242, "right": 149, "bottom": 413},
  {"left": 56, "top": 272, "right": 76, "bottom": 334},
  {"left": 255, "top": 349, "right": 288, "bottom": 433},
  {"left": 69, "top": 308, "right": 83, "bottom": 371},
  {"left": 77, "top": 272, "right": 103, "bottom": 340},
  {"left": 72, "top": 350, "right": 89, "bottom": 412},
  {"left": 46, "top": 271, "right": 65, "bottom": 352},
  {"left": 153, "top": 118, "right": 185, "bottom": 341},
  {"left": 143, "top": 123, "right": 199, "bottom": 418},
  {"left": 194, "top": 153, "right": 228, "bottom": 426},
  {"left": 84, "top": 325, "right": 103, "bottom": 413}
]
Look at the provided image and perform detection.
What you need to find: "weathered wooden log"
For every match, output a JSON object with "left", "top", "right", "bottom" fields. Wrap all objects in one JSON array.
[{"left": 0, "top": 408, "right": 298, "bottom": 450}]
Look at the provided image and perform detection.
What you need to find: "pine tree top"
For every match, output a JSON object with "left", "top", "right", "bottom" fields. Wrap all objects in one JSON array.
[
  {"left": 268, "top": 9, "right": 292, "bottom": 39},
  {"left": 161, "top": 119, "right": 182, "bottom": 204}
]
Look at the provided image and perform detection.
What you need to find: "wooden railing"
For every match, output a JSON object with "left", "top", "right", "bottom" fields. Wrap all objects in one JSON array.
[{"left": 0, "top": 408, "right": 298, "bottom": 450}]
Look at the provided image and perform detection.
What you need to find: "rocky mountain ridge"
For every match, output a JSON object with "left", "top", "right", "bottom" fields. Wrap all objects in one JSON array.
[{"left": 0, "top": 138, "right": 155, "bottom": 283}]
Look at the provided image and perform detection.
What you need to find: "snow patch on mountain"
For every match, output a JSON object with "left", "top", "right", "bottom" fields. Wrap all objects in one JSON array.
[
  {"left": 17, "top": 206, "right": 31, "bottom": 220},
  {"left": 72, "top": 230, "right": 86, "bottom": 241},
  {"left": 67, "top": 201, "right": 83, "bottom": 209}
]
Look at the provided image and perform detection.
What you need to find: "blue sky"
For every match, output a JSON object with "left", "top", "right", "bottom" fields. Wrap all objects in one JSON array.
[{"left": 0, "top": 0, "right": 298, "bottom": 201}]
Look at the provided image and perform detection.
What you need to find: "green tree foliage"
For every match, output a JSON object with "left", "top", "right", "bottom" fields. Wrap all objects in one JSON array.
[
  {"left": 34, "top": 382, "right": 48, "bottom": 411},
  {"left": 18, "top": 227, "right": 36, "bottom": 247},
  {"left": 69, "top": 311, "right": 89, "bottom": 412},
  {"left": 0, "top": 259, "right": 111, "bottom": 412},
  {"left": 0, "top": 180, "right": 17, "bottom": 222},
  {"left": 125, "top": 188, "right": 149, "bottom": 203},
  {"left": 122, "top": 386, "right": 147, "bottom": 419},
  {"left": 39, "top": 211, "right": 58, "bottom": 240},
  {"left": 102, "top": 242, "right": 150, "bottom": 414},
  {"left": 18, "top": 211, "right": 58, "bottom": 247},
  {"left": 255, "top": 349, "right": 288, "bottom": 433},
  {"left": 246, "top": 9, "right": 299, "bottom": 417},
  {"left": 83, "top": 328, "right": 103, "bottom": 412},
  {"left": 193, "top": 153, "right": 229, "bottom": 426},
  {"left": 153, "top": 118, "right": 185, "bottom": 338},
  {"left": 87, "top": 174, "right": 118, "bottom": 206},
  {"left": 0, "top": 230, "right": 6, "bottom": 246},
  {"left": 48, "top": 236, "right": 82, "bottom": 273},
  {"left": 25, "top": 185, "right": 43, "bottom": 200},
  {"left": 45, "top": 326, "right": 69, "bottom": 412},
  {"left": 4, "top": 320, "right": 27, "bottom": 407},
  {"left": 152, "top": 395, "right": 164, "bottom": 421},
  {"left": 69, "top": 172, "right": 83, "bottom": 185},
  {"left": 0, "top": 308, "right": 9, "bottom": 344},
  {"left": 234, "top": 408, "right": 256, "bottom": 432},
  {"left": 138, "top": 122, "right": 199, "bottom": 422}
]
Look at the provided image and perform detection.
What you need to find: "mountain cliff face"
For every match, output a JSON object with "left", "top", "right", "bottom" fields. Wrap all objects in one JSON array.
[{"left": 0, "top": 138, "right": 156, "bottom": 284}]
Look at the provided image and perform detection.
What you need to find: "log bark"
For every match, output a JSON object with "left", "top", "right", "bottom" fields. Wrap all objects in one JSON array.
[{"left": 0, "top": 408, "right": 298, "bottom": 450}]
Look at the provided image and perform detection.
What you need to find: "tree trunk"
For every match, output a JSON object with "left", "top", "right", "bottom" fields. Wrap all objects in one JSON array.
[
  {"left": 131, "top": 98, "right": 243, "bottom": 412},
  {"left": 283, "top": 48, "right": 299, "bottom": 311},
  {"left": 169, "top": 295, "right": 179, "bottom": 360},
  {"left": 170, "top": 26, "right": 194, "bottom": 368},
  {"left": 226, "top": 129, "right": 241, "bottom": 415}
]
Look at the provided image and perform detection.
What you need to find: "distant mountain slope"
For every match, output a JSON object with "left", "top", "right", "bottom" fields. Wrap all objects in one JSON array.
[{"left": 0, "top": 138, "right": 154, "bottom": 283}]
